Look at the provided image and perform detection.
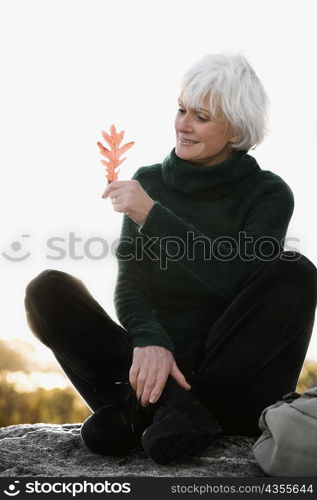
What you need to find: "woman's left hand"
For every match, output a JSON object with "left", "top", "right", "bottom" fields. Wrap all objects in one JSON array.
[{"left": 102, "top": 180, "right": 155, "bottom": 226}]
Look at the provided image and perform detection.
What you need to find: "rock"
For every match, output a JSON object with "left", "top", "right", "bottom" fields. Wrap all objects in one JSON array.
[{"left": 0, "top": 424, "right": 265, "bottom": 477}]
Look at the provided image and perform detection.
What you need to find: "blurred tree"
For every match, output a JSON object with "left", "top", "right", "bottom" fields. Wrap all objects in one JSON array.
[
  {"left": 0, "top": 339, "right": 30, "bottom": 372},
  {"left": 0, "top": 375, "right": 90, "bottom": 426}
]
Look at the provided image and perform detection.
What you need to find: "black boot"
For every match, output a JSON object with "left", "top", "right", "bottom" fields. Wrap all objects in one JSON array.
[
  {"left": 141, "top": 378, "right": 223, "bottom": 464},
  {"left": 80, "top": 381, "right": 153, "bottom": 456}
]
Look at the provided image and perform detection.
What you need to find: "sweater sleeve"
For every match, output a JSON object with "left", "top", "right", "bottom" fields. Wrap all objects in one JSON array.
[
  {"left": 113, "top": 209, "right": 175, "bottom": 353},
  {"left": 138, "top": 179, "right": 295, "bottom": 301}
]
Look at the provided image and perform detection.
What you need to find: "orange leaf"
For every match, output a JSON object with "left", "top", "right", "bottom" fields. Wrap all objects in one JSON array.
[{"left": 98, "top": 124, "right": 134, "bottom": 183}]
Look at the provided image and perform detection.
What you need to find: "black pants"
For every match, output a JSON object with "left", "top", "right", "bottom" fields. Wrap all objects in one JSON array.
[{"left": 24, "top": 251, "right": 317, "bottom": 436}]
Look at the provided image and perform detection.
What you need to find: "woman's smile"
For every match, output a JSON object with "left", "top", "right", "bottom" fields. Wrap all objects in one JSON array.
[{"left": 178, "top": 137, "right": 199, "bottom": 146}]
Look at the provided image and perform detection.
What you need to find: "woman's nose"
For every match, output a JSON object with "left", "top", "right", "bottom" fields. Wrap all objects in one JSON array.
[{"left": 177, "top": 114, "right": 194, "bottom": 132}]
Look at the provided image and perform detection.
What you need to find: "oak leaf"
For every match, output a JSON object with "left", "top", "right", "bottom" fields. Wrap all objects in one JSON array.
[{"left": 97, "top": 124, "right": 135, "bottom": 183}]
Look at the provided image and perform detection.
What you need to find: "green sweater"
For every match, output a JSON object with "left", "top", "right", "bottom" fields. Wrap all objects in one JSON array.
[{"left": 114, "top": 148, "right": 294, "bottom": 357}]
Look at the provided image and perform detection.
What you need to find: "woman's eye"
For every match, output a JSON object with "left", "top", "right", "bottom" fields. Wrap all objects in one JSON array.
[{"left": 177, "top": 108, "right": 208, "bottom": 121}]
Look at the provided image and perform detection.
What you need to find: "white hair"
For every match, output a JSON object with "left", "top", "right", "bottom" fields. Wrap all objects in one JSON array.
[{"left": 179, "top": 51, "right": 270, "bottom": 151}]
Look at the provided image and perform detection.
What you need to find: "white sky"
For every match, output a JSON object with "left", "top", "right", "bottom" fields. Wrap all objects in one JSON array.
[{"left": 1, "top": 0, "right": 317, "bottom": 376}]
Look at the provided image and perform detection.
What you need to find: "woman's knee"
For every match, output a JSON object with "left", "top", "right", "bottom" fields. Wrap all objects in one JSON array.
[
  {"left": 25, "top": 269, "right": 73, "bottom": 303},
  {"left": 24, "top": 270, "right": 59, "bottom": 345},
  {"left": 277, "top": 251, "right": 317, "bottom": 297}
]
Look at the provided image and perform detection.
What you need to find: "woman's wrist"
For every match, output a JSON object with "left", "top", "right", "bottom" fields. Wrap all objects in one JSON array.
[{"left": 138, "top": 199, "right": 155, "bottom": 226}]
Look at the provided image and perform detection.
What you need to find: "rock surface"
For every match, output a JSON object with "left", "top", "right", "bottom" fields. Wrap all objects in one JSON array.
[{"left": 0, "top": 424, "right": 265, "bottom": 477}]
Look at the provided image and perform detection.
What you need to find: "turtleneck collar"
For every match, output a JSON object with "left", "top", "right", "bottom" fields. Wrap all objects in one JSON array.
[{"left": 161, "top": 147, "right": 261, "bottom": 194}]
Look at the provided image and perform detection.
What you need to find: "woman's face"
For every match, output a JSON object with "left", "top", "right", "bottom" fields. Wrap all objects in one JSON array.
[{"left": 174, "top": 93, "right": 238, "bottom": 166}]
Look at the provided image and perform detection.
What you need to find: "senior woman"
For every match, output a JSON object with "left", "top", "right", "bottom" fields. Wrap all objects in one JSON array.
[{"left": 24, "top": 52, "right": 317, "bottom": 465}]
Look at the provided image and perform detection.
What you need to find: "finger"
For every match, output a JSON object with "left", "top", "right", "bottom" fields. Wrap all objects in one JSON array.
[
  {"left": 102, "top": 181, "right": 121, "bottom": 199},
  {"left": 109, "top": 189, "right": 127, "bottom": 204},
  {"left": 112, "top": 201, "right": 126, "bottom": 214},
  {"left": 149, "top": 371, "right": 169, "bottom": 404},
  {"left": 102, "top": 180, "right": 138, "bottom": 199},
  {"left": 170, "top": 363, "right": 191, "bottom": 390},
  {"left": 140, "top": 373, "right": 157, "bottom": 407},
  {"left": 102, "top": 186, "right": 116, "bottom": 199},
  {"left": 102, "top": 187, "right": 112, "bottom": 199},
  {"left": 104, "top": 181, "right": 132, "bottom": 193},
  {"left": 129, "top": 364, "right": 140, "bottom": 392},
  {"left": 136, "top": 370, "right": 148, "bottom": 401},
  {"left": 102, "top": 186, "right": 126, "bottom": 199}
]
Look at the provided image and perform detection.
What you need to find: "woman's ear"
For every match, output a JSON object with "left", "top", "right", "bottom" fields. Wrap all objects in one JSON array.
[
  {"left": 228, "top": 134, "right": 240, "bottom": 145},
  {"left": 224, "top": 120, "right": 239, "bottom": 145}
]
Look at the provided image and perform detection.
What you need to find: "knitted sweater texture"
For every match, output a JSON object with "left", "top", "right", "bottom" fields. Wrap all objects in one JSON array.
[{"left": 114, "top": 148, "right": 294, "bottom": 357}]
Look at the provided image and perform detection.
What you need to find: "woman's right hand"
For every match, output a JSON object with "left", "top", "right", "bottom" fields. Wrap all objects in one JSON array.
[{"left": 129, "top": 345, "right": 191, "bottom": 407}]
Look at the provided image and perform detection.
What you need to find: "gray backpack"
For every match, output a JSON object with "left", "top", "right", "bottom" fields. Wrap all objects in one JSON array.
[{"left": 253, "top": 387, "right": 317, "bottom": 476}]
